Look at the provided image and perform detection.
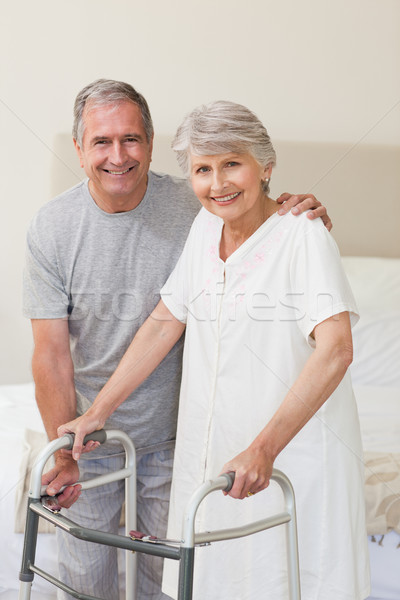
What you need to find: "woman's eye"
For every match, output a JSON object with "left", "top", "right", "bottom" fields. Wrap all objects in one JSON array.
[
  {"left": 197, "top": 166, "right": 209, "bottom": 173},
  {"left": 226, "top": 161, "right": 239, "bottom": 168}
]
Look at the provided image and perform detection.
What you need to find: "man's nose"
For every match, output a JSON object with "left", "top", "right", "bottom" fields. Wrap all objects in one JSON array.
[{"left": 109, "top": 142, "right": 127, "bottom": 165}]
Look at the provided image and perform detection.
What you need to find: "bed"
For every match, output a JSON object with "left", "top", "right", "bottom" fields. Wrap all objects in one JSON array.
[{"left": 1, "top": 137, "right": 399, "bottom": 599}]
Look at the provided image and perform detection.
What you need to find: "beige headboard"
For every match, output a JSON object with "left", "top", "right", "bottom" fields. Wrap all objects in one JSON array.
[{"left": 53, "top": 134, "right": 400, "bottom": 258}]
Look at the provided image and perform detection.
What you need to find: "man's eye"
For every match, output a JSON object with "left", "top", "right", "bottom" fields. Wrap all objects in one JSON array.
[
  {"left": 95, "top": 140, "right": 108, "bottom": 145},
  {"left": 125, "top": 138, "right": 138, "bottom": 143}
]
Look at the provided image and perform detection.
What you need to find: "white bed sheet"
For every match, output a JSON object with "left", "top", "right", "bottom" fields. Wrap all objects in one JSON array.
[
  {"left": 0, "top": 384, "right": 57, "bottom": 599},
  {"left": 368, "top": 531, "right": 400, "bottom": 600},
  {"left": 354, "top": 385, "right": 400, "bottom": 600}
]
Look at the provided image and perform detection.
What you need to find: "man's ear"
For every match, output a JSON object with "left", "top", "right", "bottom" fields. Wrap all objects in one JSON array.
[
  {"left": 148, "top": 133, "right": 154, "bottom": 163},
  {"left": 73, "top": 138, "right": 84, "bottom": 169}
]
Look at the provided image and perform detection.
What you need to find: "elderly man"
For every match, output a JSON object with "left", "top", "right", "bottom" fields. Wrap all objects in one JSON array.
[{"left": 23, "top": 79, "right": 330, "bottom": 600}]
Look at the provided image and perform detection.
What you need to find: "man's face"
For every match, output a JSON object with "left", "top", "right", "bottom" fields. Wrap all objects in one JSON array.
[{"left": 74, "top": 101, "right": 153, "bottom": 212}]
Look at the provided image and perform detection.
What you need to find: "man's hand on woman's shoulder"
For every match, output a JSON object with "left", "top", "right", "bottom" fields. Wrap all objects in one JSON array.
[{"left": 276, "top": 193, "right": 332, "bottom": 231}]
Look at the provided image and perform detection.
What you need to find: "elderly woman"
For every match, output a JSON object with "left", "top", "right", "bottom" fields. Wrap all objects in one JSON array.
[{"left": 59, "top": 101, "right": 370, "bottom": 599}]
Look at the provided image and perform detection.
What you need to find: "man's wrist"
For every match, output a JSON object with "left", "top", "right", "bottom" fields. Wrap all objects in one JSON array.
[{"left": 55, "top": 449, "right": 77, "bottom": 464}]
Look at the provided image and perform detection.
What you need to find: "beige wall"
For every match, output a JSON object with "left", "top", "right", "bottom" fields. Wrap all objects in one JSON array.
[{"left": 1, "top": 0, "right": 399, "bottom": 383}]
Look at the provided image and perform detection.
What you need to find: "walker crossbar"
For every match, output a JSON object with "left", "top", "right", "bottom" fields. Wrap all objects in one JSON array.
[
  {"left": 29, "top": 503, "right": 181, "bottom": 560},
  {"left": 19, "top": 431, "right": 301, "bottom": 600}
]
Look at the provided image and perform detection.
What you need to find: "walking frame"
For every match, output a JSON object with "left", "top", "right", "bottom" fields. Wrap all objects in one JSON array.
[{"left": 19, "top": 429, "right": 301, "bottom": 600}]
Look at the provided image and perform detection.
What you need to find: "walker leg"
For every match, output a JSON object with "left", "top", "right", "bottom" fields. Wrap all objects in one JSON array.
[
  {"left": 18, "top": 581, "right": 32, "bottom": 600},
  {"left": 19, "top": 499, "right": 40, "bottom": 600},
  {"left": 125, "top": 457, "right": 137, "bottom": 600},
  {"left": 286, "top": 506, "right": 301, "bottom": 599},
  {"left": 177, "top": 547, "right": 195, "bottom": 600}
]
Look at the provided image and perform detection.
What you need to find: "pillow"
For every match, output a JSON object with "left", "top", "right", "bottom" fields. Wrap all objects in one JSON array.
[
  {"left": 350, "top": 313, "right": 400, "bottom": 387},
  {"left": 342, "top": 257, "right": 400, "bottom": 387},
  {"left": 342, "top": 256, "right": 400, "bottom": 314},
  {"left": 354, "top": 384, "right": 400, "bottom": 453}
]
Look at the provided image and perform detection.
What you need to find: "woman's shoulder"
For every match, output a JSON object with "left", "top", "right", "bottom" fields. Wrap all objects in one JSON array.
[{"left": 280, "top": 210, "right": 329, "bottom": 242}]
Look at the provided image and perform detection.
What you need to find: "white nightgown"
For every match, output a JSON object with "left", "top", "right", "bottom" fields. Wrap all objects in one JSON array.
[{"left": 161, "top": 208, "right": 370, "bottom": 600}]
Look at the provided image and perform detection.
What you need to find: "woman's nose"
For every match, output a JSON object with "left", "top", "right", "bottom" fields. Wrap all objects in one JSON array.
[{"left": 211, "top": 170, "right": 227, "bottom": 193}]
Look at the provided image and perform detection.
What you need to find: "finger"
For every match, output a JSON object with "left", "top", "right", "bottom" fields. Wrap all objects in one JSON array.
[
  {"left": 275, "top": 192, "right": 293, "bottom": 206},
  {"left": 80, "top": 440, "right": 100, "bottom": 454},
  {"left": 45, "top": 466, "right": 79, "bottom": 496},
  {"left": 251, "top": 478, "right": 271, "bottom": 495},
  {"left": 277, "top": 194, "right": 300, "bottom": 215},
  {"left": 72, "top": 432, "right": 85, "bottom": 461},
  {"left": 307, "top": 208, "right": 332, "bottom": 230},
  {"left": 290, "top": 195, "right": 321, "bottom": 216},
  {"left": 57, "top": 423, "right": 71, "bottom": 438},
  {"left": 57, "top": 484, "right": 82, "bottom": 509},
  {"left": 278, "top": 194, "right": 315, "bottom": 215},
  {"left": 41, "top": 468, "right": 58, "bottom": 487},
  {"left": 45, "top": 477, "right": 65, "bottom": 496}
]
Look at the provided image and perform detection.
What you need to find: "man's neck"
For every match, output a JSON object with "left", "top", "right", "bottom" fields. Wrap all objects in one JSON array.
[{"left": 88, "top": 177, "right": 149, "bottom": 214}]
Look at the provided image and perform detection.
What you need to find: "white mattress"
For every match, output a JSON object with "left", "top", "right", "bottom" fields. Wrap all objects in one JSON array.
[{"left": 0, "top": 384, "right": 58, "bottom": 599}]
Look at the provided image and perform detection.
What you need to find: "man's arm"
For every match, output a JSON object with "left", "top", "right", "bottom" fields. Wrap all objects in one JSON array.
[
  {"left": 58, "top": 300, "right": 186, "bottom": 460},
  {"left": 276, "top": 193, "right": 332, "bottom": 231},
  {"left": 31, "top": 319, "right": 84, "bottom": 506}
]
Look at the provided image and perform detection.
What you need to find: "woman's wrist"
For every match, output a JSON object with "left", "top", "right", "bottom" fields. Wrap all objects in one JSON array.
[
  {"left": 249, "top": 424, "right": 284, "bottom": 464},
  {"left": 86, "top": 402, "right": 108, "bottom": 428}
]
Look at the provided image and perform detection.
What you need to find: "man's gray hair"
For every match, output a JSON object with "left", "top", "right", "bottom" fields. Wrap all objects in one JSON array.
[
  {"left": 172, "top": 101, "right": 276, "bottom": 192},
  {"left": 73, "top": 79, "right": 153, "bottom": 145}
]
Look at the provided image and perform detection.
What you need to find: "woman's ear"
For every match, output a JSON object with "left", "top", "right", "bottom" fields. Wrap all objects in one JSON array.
[{"left": 263, "top": 164, "right": 273, "bottom": 180}]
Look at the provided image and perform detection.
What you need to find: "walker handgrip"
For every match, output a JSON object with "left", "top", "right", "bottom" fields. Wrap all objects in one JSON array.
[
  {"left": 82, "top": 430, "right": 107, "bottom": 445},
  {"left": 223, "top": 471, "right": 235, "bottom": 493},
  {"left": 64, "top": 429, "right": 108, "bottom": 449}
]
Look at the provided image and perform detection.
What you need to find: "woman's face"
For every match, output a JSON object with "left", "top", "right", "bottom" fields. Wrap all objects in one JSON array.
[{"left": 190, "top": 152, "right": 271, "bottom": 225}]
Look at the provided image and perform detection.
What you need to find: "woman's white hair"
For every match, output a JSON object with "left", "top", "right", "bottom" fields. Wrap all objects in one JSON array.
[{"left": 172, "top": 100, "right": 276, "bottom": 193}]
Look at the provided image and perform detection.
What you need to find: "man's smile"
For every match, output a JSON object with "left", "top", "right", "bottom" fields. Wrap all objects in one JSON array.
[{"left": 103, "top": 166, "right": 135, "bottom": 175}]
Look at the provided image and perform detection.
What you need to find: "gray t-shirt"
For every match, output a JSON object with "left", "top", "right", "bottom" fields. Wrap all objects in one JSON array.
[{"left": 23, "top": 171, "right": 199, "bottom": 453}]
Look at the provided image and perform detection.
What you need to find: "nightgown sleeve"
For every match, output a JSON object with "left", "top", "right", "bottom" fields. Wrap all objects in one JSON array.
[
  {"left": 160, "top": 212, "right": 200, "bottom": 324},
  {"left": 290, "top": 216, "right": 359, "bottom": 346}
]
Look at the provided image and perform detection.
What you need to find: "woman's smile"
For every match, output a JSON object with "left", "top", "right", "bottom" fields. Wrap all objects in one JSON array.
[{"left": 211, "top": 191, "right": 241, "bottom": 204}]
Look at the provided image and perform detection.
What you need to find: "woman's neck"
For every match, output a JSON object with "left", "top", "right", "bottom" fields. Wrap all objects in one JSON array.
[{"left": 220, "top": 196, "right": 278, "bottom": 261}]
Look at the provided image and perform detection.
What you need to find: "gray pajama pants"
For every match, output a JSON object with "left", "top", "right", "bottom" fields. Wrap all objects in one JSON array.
[{"left": 56, "top": 447, "right": 174, "bottom": 600}]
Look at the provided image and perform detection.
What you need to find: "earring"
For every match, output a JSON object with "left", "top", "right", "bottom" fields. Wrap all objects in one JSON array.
[{"left": 264, "top": 177, "right": 270, "bottom": 184}]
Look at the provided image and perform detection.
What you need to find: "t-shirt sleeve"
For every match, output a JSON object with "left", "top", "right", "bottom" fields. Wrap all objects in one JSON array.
[
  {"left": 290, "top": 218, "right": 359, "bottom": 346},
  {"left": 23, "top": 222, "right": 69, "bottom": 319}
]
